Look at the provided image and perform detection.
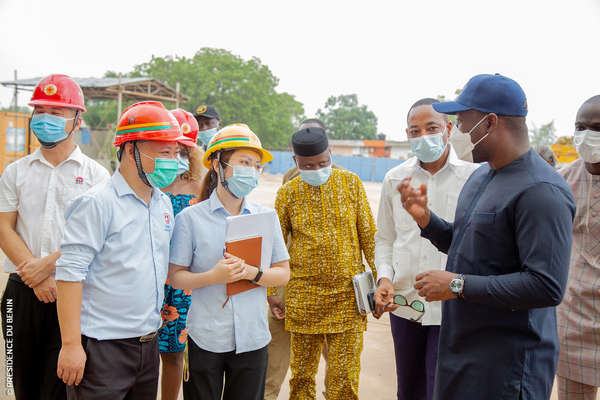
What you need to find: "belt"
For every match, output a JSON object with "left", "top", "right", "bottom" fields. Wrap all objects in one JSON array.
[
  {"left": 83, "top": 330, "right": 161, "bottom": 345},
  {"left": 139, "top": 330, "right": 159, "bottom": 343},
  {"left": 138, "top": 320, "right": 167, "bottom": 343}
]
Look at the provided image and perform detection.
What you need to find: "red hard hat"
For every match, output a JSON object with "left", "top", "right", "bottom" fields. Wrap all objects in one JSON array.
[
  {"left": 170, "top": 108, "right": 198, "bottom": 147},
  {"left": 28, "top": 74, "right": 86, "bottom": 112},
  {"left": 113, "top": 101, "right": 186, "bottom": 147}
]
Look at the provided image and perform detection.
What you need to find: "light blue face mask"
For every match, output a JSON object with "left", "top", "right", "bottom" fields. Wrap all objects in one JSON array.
[
  {"left": 177, "top": 154, "right": 189, "bottom": 175},
  {"left": 30, "top": 113, "right": 74, "bottom": 146},
  {"left": 409, "top": 131, "right": 447, "bottom": 163},
  {"left": 299, "top": 165, "right": 333, "bottom": 186},
  {"left": 225, "top": 165, "right": 259, "bottom": 198},
  {"left": 140, "top": 151, "right": 179, "bottom": 188},
  {"left": 197, "top": 127, "right": 218, "bottom": 146}
]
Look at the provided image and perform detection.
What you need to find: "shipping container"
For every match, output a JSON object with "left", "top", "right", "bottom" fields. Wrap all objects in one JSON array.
[{"left": 0, "top": 111, "right": 40, "bottom": 174}]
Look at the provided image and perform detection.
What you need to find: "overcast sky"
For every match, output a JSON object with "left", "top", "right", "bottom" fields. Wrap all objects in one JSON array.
[{"left": 1, "top": 0, "right": 599, "bottom": 141}]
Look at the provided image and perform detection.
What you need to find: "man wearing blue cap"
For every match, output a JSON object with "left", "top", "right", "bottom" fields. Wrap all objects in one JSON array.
[{"left": 391, "top": 74, "right": 575, "bottom": 399}]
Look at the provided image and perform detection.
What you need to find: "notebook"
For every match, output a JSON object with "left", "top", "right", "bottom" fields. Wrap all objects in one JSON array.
[
  {"left": 222, "top": 211, "right": 277, "bottom": 306},
  {"left": 352, "top": 270, "right": 376, "bottom": 315},
  {"left": 225, "top": 236, "right": 262, "bottom": 297}
]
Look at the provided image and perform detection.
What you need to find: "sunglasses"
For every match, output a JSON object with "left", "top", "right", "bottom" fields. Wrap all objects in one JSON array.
[{"left": 393, "top": 295, "right": 425, "bottom": 313}]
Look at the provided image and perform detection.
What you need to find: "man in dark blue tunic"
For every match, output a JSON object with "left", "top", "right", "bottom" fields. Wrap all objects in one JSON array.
[{"left": 391, "top": 74, "right": 575, "bottom": 399}]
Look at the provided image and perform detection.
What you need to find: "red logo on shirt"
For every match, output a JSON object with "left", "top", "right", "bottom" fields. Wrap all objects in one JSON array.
[
  {"left": 164, "top": 213, "right": 170, "bottom": 225},
  {"left": 75, "top": 177, "right": 84, "bottom": 184}
]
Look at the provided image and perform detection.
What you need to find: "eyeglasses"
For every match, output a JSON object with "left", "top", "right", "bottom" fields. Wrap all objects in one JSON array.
[
  {"left": 393, "top": 295, "right": 425, "bottom": 313},
  {"left": 223, "top": 160, "right": 265, "bottom": 174}
]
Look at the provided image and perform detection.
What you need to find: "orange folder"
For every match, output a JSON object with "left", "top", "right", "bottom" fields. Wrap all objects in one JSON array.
[{"left": 225, "top": 236, "right": 263, "bottom": 299}]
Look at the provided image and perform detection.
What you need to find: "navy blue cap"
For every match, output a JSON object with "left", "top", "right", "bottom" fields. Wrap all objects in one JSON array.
[{"left": 433, "top": 74, "right": 528, "bottom": 117}]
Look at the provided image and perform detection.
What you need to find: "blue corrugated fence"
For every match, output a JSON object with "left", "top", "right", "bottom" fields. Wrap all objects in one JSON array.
[{"left": 264, "top": 151, "right": 405, "bottom": 182}]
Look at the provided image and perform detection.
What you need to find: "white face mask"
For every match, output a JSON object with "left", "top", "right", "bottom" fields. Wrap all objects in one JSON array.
[
  {"left": 574, "top": 129, "right": 600, "bottom": 163},
  {"left": 449, "top": 115, "right": 490, "bottom": 162}
]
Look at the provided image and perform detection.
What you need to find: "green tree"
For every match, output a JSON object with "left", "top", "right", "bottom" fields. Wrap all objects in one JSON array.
[
  {"left": 435, "top": 89, "right": 462, "bottom": 124},
  {"left": 84, "top": 99, "right": 121, "bottom": 130},
  {"left": 435, "top": 88, "right": 462, "bottom": 103},
  {"left": 81, "top": 49, "right": 305, "bottom": 150},
  {"left": 529, "top": 120, "right": 557, "bottom": 147},
  {"left": 316, "top": 94, "right": 377, "bottom": 140},
  {"left": 131, "top": 48, "right": 304, "bottom": 150}
]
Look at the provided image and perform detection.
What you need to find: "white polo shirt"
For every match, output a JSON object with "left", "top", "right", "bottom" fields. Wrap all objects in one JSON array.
[
  {"left": 375, "top": 146, "right": 479, "bottom": 325},
  {"left": 0, "top": 147, "right": 110, "bottom": 273}
]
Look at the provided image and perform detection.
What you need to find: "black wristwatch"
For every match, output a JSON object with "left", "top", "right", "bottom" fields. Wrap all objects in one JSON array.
[
  {"left": 250, "top": 267, "right": 263, "bottom": 284},
  {"left": 450, "top": 274, "right": 465, "bottom": 298}
]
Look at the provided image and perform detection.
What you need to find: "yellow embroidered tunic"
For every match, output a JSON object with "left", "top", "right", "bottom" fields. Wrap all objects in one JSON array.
[{"left": 274, "top": 169, "right": 376, "bottom": 334}]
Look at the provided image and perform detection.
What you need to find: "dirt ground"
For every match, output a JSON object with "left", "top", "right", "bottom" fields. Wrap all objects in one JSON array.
[{"left": 0, "top": 173, "right": 581, "bottom": 399}]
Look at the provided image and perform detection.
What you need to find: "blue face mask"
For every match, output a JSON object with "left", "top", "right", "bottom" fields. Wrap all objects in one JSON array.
[
  {"left": 197, "top": 127, "right": 218, "bottom": 146},
  {"left": 225, "top": 165, "right": 259, "bottom": 198},
  {"left": 30, "top": 113, "right": 74, "bottom": 146},
  {"left": 299, "top": 165, "right": 332, "bottom": 186},
  {"left": 177, "top": 154, "right": 189, "bottom": 175},
  {"left": 409, "top": 131, "right": 447, "bottom": 163}
]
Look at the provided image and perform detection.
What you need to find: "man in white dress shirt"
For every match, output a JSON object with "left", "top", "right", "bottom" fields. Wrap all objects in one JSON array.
[
  {"left": 374, "top": 98, "right": 478, "bottom": 400},
  {"left": 0, "top": 74, "right": 109, "bottom": 399}
]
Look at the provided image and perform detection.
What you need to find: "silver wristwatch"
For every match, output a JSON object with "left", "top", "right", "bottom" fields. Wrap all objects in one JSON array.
[{"left": 450, "top": 274, "right": 465, "bottom": 298}]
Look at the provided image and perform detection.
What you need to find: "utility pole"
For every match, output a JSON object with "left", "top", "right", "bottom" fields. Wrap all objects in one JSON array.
[
  {"left": 12, "top": 70, "right": 18, "bottom": 110},
  {"left": 117, "top": 73, "right": 123, "bottom": 119},
  {"left": 12, "top": 69, "right": 18, "bottom": 153}
]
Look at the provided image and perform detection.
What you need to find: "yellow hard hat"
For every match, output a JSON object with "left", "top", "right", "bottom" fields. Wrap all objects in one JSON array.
[{"left": 202, "top": 123, "right": 273, "bottom": 168}]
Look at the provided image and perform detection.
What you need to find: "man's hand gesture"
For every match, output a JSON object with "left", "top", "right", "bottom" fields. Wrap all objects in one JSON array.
[{"left": 397, "top": 177, "right": 431, "bottom": 228}]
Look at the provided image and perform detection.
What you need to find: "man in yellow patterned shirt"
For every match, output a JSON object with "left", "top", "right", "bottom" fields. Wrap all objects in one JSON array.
[
  {"left": 273, "top": 126, "right": 376, "bottom": 400},
  {"left": 265, "top": 118, "right": 343, "bottom": 400}
]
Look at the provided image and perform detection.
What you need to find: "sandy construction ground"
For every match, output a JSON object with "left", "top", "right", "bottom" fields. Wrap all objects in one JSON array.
[{"left": 0, "top": 173, "right": 586, "bottom": 399}]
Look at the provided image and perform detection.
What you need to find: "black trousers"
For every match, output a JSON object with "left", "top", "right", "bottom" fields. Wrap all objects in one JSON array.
[
  {"left": 390, "top": 313, "right": 440, "bottom": 400},
  {"left": 1, "top": 274, "right": 66, "bottom": 400},
  {"left": 66, "top": 334, "right": 160, "bottom": 400},
  {"left": 183, "top": 338, "right": 268, "bottom": 400}
]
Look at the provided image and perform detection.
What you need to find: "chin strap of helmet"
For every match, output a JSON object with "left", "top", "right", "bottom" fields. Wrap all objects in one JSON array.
[{"left": 132, "top": 141, "right": 152, "bottom": 187}]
